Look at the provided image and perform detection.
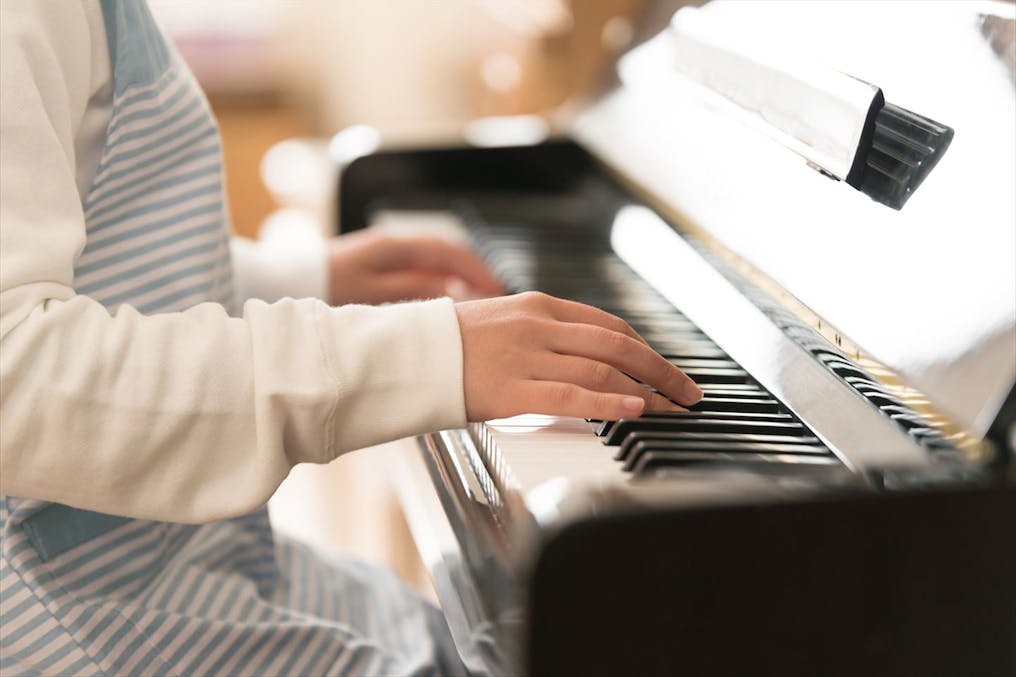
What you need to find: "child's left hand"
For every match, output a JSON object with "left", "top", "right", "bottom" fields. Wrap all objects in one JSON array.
[{"left": 327, "top": 230, "right": 505, "bottom": 305}]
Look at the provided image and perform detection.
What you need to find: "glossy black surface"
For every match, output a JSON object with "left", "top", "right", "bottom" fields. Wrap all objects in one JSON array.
[{"left": 526, "top": 483, "right": 1016, "bottom": 677}]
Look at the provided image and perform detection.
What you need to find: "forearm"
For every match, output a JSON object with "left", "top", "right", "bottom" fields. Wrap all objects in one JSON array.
[{"left": 0, "top": 288, "right": 465, "bottom": 524}]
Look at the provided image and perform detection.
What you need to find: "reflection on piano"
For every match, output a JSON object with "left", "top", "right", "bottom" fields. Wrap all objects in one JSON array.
[{"left": 339, "top": 2, "right": 1015, "bottom": 675}]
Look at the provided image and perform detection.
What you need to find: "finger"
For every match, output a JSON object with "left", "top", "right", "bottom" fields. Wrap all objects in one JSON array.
[
  {"left": 381, "top": 238, "right": 505, "bottom": 295},
  {"left": 535, "top": 294, "right": 649, "bottom": 346},
  {"left": 516, "top": 381, "right": 657, "bottom": 420},
  {"left": 546, "top": 323, "right": 703, "bottom": 406},
  {"left": 527, "top": 354, "right": 683, "bottom": 412}
]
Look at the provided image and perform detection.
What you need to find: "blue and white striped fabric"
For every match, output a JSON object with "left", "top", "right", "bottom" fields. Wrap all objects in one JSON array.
[
  {"left": 74, "top": 0, "right": 234, "bottom": 314},
  {"left": 0, "top": 2, "right": 459, "bottom": 674},
  {"left": 1, "top": 502, "right": 457, "bottom": 675}
]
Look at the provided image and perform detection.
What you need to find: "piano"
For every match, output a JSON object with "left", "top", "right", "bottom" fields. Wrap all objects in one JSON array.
[{"left": 336, "top": 2, "right": 1016, "bottom": 675}]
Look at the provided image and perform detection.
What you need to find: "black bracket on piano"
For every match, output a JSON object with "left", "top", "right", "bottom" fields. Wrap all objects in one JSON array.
[{"left": 847, "top": 99, "right": 954, "bottom": 210}]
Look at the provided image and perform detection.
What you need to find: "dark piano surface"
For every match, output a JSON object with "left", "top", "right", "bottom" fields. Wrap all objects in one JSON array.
[{"left": 337, "top": 3, "right": 1016, "bottom": 675}]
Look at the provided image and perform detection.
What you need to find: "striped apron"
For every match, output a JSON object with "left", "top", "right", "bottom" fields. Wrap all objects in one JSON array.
[{"left": 0, "top": 2, "right": 458, "bottom": 674}]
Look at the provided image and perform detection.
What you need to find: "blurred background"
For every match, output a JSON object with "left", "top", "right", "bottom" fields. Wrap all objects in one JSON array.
[
  {"left": 150, "top": 0, "right": 694, "bottom": 594},
  {"left": 150, "top": 0, "right": 675, "bottom": 239}
]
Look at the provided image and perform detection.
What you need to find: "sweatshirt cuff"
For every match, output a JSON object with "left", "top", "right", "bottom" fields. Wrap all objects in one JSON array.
[
  {"left": 230, "top": 219, "right": 328, "bottom": 303},
  {"left": 313, "top": 296, "right": 467, "bottom": 456}
]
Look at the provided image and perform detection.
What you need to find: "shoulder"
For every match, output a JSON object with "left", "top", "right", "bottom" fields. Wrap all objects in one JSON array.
[
  {"left": 1, "top": 1, "right": 107, "bottom": 122},
  {"left": 1, "top": 1, "right": 98, "bottom": 56}
]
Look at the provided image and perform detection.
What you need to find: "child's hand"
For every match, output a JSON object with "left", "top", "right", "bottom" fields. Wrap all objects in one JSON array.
[
  {"left": 455, "top": 292, "right": 703, "bottom": 422},
  {"left": 328, "top": 231, "right": 504, "bottom": 305}
]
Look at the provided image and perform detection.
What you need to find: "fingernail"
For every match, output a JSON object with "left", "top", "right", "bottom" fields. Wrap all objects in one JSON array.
[
  {"left": 683, "top": 380, "right": 703, "bottom": 403},
  {"left": 622, "top": 396, "right": 646, "bottom": 415}
]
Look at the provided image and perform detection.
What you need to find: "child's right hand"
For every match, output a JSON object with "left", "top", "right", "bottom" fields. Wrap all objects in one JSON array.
[{"left": 455, "top": 292, "right": 703, "bottom": 422}]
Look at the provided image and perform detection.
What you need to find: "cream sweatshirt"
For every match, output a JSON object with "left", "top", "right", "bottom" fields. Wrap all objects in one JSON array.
[{"left": 0, "top": 0, "right": 467, "bottom": 524}]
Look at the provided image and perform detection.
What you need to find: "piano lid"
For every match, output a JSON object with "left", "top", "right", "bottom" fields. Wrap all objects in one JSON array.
[{"left": 573, "top": 0, "right": 1016, "bottom": 440}]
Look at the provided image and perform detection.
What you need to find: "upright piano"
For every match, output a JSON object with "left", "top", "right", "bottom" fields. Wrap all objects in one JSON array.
[{"left": 337, "top": 2, "right": 1016, "bottom": 675}]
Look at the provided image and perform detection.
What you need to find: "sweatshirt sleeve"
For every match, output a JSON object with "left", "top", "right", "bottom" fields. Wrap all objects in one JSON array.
[
  {"left": 230, "top": 211, "right": 329, "bottom": 304},
  {"left": 0, "top": 0, "right": 467, "bottom": 524}
]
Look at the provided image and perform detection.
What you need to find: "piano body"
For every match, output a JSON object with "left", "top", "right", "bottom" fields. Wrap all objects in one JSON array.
[{"left": 337, "top": 3, "right": 1016, "bottom": 675}]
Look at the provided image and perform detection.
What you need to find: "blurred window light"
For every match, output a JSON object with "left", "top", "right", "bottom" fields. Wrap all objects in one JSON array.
[
  {"left": 464, "top": 115, "right": 550, "bottom": 147},
  {"left": 329, "top": 125, "right": 383, "bottom": 165}
]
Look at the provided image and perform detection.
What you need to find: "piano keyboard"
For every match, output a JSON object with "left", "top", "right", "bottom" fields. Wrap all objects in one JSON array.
[{"left": 468, "top": 214, "right": 843, "bottom": 487}]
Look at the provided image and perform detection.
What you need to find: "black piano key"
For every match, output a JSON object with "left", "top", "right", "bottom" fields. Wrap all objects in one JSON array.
[
  {"left": 631, "top": 325, "right": 706, "bottom": 339},
  {"left": 638, "top": 327, "right": 710, "bottom": 340},
  {"left": 849, "top": 383, "right": 896, "bottom": 399},
  {"left": 627, "top": 318, "right": 700, "bottom": 332},
  {"left": 672, "top": 366, "right": 752, "bottom": 385},
  {"left": 626, "top": 411, "right": 795, "bottom": 422},
  {"left": 618, "top": 307, "right": 691, "bottom": 319},
  {"left": 880, "top": 405, "right": 916, "bottom": 416},
  {"left": 593, "top": 298, "right": 678, "bottom": 313},
  {"left": 657, "top": 345, "right": 731, "bottom": 360},
  {"left": 648, "top": 334, "right": 718, "bottom": 345},
  {"left": 601, "top": 390, "right": 784, "bottom": 437},
  {"left": 689, "top": 397, "right": 781, "bottom": 414},
  {"left": 622, "top": 440, "right": 832, "bottom": 472},
  {"left": 858, "top": 392, "right": 900, "bottom": 408},
  {"left": 616, "top": 431, "right": 824, "bottom": 462},
  {"left": 696, "top": 386, "right": 774, "bottom": 397},
  {"left": 890, "top": 413, "right": 930, "bottom": 431},
  {"left": 652, "top": 334, "right": 715, "bottom": 345},
  {"left": 844, "top": 376, "right": 892, "bottom": 391},
  {"left": 600, "top": 408, "right": 798, "bottom": 439},
  {"left": 669, "top": 359, "right": 742, "bottom": 370},
  {"left": 822, "top": 357, "right": 873, "bottom": 381},
  {"left": 603, "top": 414, "right": 804, "bottom": 446},
  {"left": 910, "top": 428, "right": 947, "bottom": 442},
  {"left": 631, "top": 450, "right": 841, "bottom": 475}
]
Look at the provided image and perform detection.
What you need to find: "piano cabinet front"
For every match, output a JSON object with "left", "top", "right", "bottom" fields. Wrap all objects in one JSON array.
[{"left": 393, "top": 432, "right": 1016, "bottom": 677}]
